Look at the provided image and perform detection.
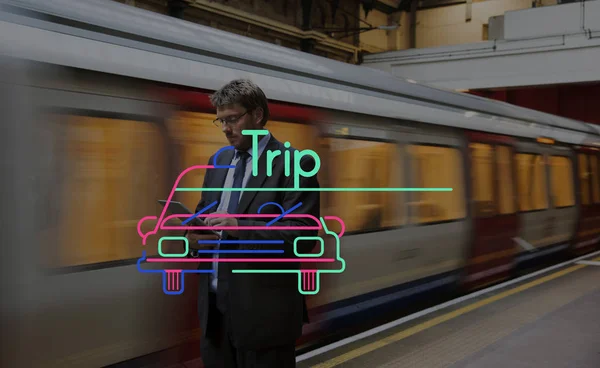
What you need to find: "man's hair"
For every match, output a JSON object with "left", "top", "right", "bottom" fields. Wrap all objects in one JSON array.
[{"left": 209, "top": 79, "right": 270, "bottom": 126}]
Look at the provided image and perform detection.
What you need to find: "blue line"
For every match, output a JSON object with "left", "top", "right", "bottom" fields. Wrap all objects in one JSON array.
[
  {"left": 198, "top": 240, "right": 284, "bottom": 244},
  {"left": 266, "top": 202, "right": 303, "bottom": 226},
  {"left": 258, "top": 202, "right": 285, "bottom": 214},
  {"left": 194, "top": 250, "right": 285, "bottom": 254},
  {"left": 182, "top": 200, "right": 218, "bottom": 225},
  {"left": 213, "top": 146, "right": 236, "bottom": 169}
]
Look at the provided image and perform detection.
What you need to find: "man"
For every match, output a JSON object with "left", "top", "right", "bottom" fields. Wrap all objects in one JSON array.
[{"left": 186, "top": 79, "right": 320, "bottom": 368}]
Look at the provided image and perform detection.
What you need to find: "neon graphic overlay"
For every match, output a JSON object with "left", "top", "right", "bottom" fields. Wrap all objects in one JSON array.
[
  {"left": 267, "top": 202, "right": 302, "bottom": 226},
  {"left": 176, "top": 188, "right": 452, "bottom": 192},
  {"left": 137, "top": 128, "right": 452, "bottom": 296},
  {"left": 174, "top": 130, "right": 452, "bottom": 192},
  {"left": 137, "top": 251, "right": 214, "bottom": 295},
  {"left": 137, "top": 215, "right": 345, "bottom": 295},
  {"left": 146, "top": 258, "right": 336, "bottom": 263},
  {"left": 137, "top": 164, "right": 215, "bottom": 246},
  {"left": 159, "top": 213, "right": 322, "bottom": 231},
  {"left": 230, "top": 216, "right": 346, "bottom": 295},
  {"left": 181, "top": 200, "right": 218, "bottom": 225},
  {"left": 193, "top": 250, "right": 284, "bottom": 254}
]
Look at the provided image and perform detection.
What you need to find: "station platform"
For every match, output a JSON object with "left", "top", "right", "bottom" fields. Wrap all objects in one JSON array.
[
  {"left": 118, "top": 252, "right": 600, "bottom": 368},
  {"left": 296, "top": 252, "right": 600, "bottom": 368}
]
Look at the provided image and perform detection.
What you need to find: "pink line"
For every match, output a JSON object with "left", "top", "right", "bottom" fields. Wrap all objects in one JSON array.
[
  {"left": 166, "top": 226, "right": 321, "bottom": 231},
  {"left": 146, "top": 258, "right": 335, "bottom": 263},
  {"left": 324, "top": 216, "right": 346, "bottom": 237},
  {"left": 161, "top": 214, "right": 322, "bottom": 231},
  {"left": 161, "top": 213, "right": 322, "bottom": 229},
  {"left": 137, "top": 164, "right": 347, "bottom": 243},
  {"left": 137, "top": 216, "right": 157, "bottom": 239},
  {"left": 163, "top": 213, "right": 320, "bottom": 220},
  {"left": 194, "top": 214, "right": 314, "bottom": 218},
  {"left": 137, "top": 165, "right": 215, "bottom": 242}
]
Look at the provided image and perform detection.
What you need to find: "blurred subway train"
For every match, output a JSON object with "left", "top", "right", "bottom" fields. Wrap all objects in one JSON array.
[{"left": 1, "top": 0, "right": 600, "bottom": 367}]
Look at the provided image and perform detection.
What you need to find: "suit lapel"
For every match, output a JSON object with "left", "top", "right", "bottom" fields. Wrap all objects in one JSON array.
[
  {"left": 208, "top": 149, "right": 234, "bottom": 210},
  {"left": 236, "top": 136, "right": 280, "bottom": 214}
]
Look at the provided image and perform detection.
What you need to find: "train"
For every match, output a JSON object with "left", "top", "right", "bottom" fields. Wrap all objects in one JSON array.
[{"left": 1, "top": 0, "right": 599, "bottom": 367}]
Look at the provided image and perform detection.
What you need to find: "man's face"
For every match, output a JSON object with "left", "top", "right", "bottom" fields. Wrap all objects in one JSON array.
[{"left": 215, "top": 103, "right": 263, "bottom": 151}]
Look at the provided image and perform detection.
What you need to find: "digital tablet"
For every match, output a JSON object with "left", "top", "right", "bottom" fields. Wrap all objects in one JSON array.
[{"left": 158, "top": 200, "right": 220, "bottom": 236}]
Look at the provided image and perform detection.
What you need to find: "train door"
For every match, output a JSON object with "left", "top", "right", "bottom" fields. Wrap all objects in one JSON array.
[
  {"left": 314, "top": 121, "right": 416, "bottom": 305},
  {"left": 464, "top": 132, "right": 519, "bottom": 290},
  {"left": 512, "top": 139, "right": 573, "bottom": 267},
  {"left": 572, "top": 147, "right": 600, "bottom": 255},
  {"left": 545, "top": 146, "right": 578, "bottom": 256}
]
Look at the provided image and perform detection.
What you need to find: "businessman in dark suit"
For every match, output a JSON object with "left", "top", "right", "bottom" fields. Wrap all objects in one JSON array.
[{"left": 186, "top": 79, "right": 320, "bottom": 368}]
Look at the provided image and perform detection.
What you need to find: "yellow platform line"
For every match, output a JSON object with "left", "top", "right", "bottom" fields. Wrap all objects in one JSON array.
[{"left": 311, "top": 261, "right": 592, "bottom": 368}]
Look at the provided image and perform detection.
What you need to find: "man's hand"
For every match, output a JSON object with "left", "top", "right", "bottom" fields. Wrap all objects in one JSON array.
[
  {"left": 186, "top": 230, "right": 220, "bottom": 249},
  {"left": 205, "top": 211, "right": 239, "bottom": 237}
]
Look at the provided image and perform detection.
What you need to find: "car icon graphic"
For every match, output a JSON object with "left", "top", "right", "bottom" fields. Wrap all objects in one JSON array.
[
  {"left": 136, "top": 165, "right": 346, "bottom": 295},
  {"left": 137, "top": 214, "right": 345, "bottom": 295}
]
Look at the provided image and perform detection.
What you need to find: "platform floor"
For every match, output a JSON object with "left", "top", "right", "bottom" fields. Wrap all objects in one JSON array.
[{"left": 297, "top": 255, "right": 600, "bottom": 368}]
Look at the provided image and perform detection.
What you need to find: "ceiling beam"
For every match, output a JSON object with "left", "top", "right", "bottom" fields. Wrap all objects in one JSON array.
[
  {"left": 361, "top": 0, "right": 401, "bottom": 15},
  {"left": 417, "top": 0, "right": 467, "bottom": 10},
  {"left": 373, "top": 0, "right": 398, "bottom": 13}
]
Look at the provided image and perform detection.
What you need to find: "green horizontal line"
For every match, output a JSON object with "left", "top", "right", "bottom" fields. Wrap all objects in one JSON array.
[{"left": 176, "top": 188, "right": 453, "bottom": 192}]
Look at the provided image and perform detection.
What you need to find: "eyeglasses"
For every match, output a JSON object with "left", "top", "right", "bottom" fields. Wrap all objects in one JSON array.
[{"left": 212, "top": 110, "right": 250, "bottom": 128}]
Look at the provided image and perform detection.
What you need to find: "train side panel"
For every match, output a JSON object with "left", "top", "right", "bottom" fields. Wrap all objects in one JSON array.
[{"left": 6, "top": 65, "right": 201, "bottom": 367}]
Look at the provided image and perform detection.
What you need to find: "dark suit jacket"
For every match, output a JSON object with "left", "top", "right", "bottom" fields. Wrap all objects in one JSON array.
[{"left": 191, "top": 134, "right": 320, "bottom": 350}]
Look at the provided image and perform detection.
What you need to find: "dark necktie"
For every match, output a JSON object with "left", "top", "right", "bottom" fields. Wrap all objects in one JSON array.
[
  {"left": 214, "top": 151, "right": 250, "bottom": 309},
  {"left": 227, "top": 151, "right": 249, "bottom": 215}
]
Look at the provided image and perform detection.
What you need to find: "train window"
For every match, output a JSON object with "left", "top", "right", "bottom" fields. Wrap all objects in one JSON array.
[
  {"left": 167, "top": 112, "right": 228, "bottom": 210},
  {"left": 550, "top": 156, "right": 575, "bottom": 208},
  {"left": 590, "top": 155, "right": 600, "bottom": 203},
  {"left": 51, "top": 114, "right": 169, "bottom": 267},
  {"left": 496, "top": 145, "right": 516, "bottom": 214},
  {"left": 409, "top": 145, "right": 466, "bottom": 224},
  {"left": 470, "top": 143, "right": 496, "bottom": 217},
  {"left": 325, "top": 137, "right": 403, "bottom": 233},
  {"left": 578, "top": 154, "right": 590, "bottom": 205},
  {"left": 515, "top": 153, "right": 548, "bottom": 211}
]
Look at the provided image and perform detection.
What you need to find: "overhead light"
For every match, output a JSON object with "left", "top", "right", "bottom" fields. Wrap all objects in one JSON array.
[
  {"left": 377, "top": 23, "right": 399, "bottom": 31},
  {"left": 537, "top": 137, "right": 555, "bottom": 145}
]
